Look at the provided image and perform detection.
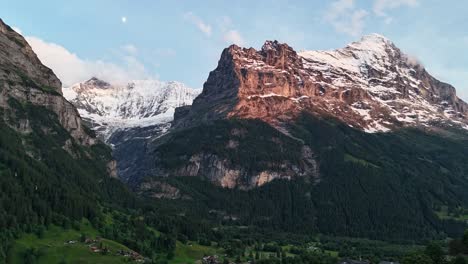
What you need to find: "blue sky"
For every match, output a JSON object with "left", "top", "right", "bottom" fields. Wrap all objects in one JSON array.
[{"left": 1, "top": 0, "right": 467, "bottom": 100}]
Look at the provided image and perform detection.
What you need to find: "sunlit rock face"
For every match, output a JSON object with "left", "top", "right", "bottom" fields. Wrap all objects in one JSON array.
[{"left": 177, "top": 34, "right": 468, "bottom": 133}]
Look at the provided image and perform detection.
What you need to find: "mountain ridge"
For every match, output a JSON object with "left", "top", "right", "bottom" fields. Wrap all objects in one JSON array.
[
  {"left": 63, "top": 77, "right": 201, "bottom": 141},
  {"left": 175, "top": 34, "right": 468, "bottom": 134}
]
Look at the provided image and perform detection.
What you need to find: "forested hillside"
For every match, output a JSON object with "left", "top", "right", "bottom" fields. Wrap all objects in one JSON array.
[{"left": 139, "top": 114, "right": 468, "bottom": 241}]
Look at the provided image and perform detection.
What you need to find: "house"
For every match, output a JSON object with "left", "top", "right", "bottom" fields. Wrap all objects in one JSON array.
[{"left": 90, "top": 246, "right": 101, "bottom": 253}]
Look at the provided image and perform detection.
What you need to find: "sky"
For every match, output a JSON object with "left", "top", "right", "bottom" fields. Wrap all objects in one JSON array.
[{"left": 1, "top": 0, "right": 467, "bottom": 100}]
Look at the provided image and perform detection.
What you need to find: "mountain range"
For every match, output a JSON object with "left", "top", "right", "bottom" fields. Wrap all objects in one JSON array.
[
  {"left": 63, "top": 77, "right": 200, "bottom": 141},
  {"left": 64, "top": 34, "right": 468, "bottom": 192},
  {"left": 103, "top": 33, "right": 468, "bottom": 241},
  {"left": 2, "top": 14, "right": 468, "bottom": 261}
]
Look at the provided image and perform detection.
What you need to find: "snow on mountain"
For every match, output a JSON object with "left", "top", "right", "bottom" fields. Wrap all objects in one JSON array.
[
  {"left": 63, "top": 77, "right": 201, "bottom": 140},
  {"left": 299, "top": 34, "right": 468, "bottom": 132},
  {"left": 176, "top": 34, "right": 468, "bottom": 134}
]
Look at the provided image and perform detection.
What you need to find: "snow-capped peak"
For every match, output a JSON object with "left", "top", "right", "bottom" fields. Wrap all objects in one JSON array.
[
  {"left": 355, "top": 33, "right": 390, "bottom": 44},
  {"left": 84, "top": 77, "right": 112, "bottom": 88},
  {"left": 64, "top": 78, "right": 201, "bottom": 140},
  {"left": 185, "top": 35, "right": 468, "bottom": 134}
]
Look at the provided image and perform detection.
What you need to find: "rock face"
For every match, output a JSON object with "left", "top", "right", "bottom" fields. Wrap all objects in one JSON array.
[
  {"left": 148, "top": 145, "right": 319, "bottom": 189},
  {"left": 176, "top": 34, "right": 468, "bottom": 133},
  {"left": 0, "top": 18, "right": 96, "bottom": 146},
  {"left": 0, "top": 19, "right": 61, "bottom": 94}
]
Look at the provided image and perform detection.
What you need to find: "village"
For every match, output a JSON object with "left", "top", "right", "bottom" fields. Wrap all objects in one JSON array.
[{"left": 64, "top": 235, "right": 147, "bottom": 263}]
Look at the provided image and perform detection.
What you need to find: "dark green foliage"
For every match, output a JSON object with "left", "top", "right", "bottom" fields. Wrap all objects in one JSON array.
[
  {"left": 402, "top": 252, "right": 434, "bottom": 264},
  {"left": 425, "top": 243, "right": 445, "bottom": 264},
  {"left": 0, "top": 100, "right": 118, "bottom": 261},
  {"left": 452, "top": 256, "right": 467, "bottom": 264},
  {"left": 290, "top": 114, "right": 468, "bottom": 240},
  {"left": 156, "top": 119, "right": 303, "bottom": 173},
  {"left": 148, "top": 113, "right": 468, "bottom": 242}
]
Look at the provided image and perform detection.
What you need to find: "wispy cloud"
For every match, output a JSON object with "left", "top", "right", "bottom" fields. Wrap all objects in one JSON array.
[
  {"left": 183, "top": 12, "right": 212, "bottom": 36},
  {"left": 223, "top": 30, "right": 245, "bottom": 46},
  {"left": 373, "top": 0, "right": 419, "bottom": 23},
  {"left": 217, "top": 16, "right": 245, "bottom": 46},
  {"left": 324, "top": 0, "right": 368, "bottom": 37},
  {"left": 26, "top": 36, "right": 154, "bottom": 86}
]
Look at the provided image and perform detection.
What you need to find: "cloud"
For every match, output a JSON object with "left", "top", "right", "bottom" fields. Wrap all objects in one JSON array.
[
  {"left": 402, "top": 53, "right": 423, "bottom": 68},
  {"left": 373, "top": 0, "right": 418, "bottom": 23},
  {"left": 121, "top": 44, "right": 138, "bottom": 55},
  {"left": 217, "top": 16, "right": 245, "bottom": 46},
  {"left": 223, "top": 30, "right": 245, "bottom": 46},
  {"left": 121, "top": 16, "right": 127, "bottom": 23},
  {"left": 324, "top": 0, "right": 368, "bottom": 37},
  {"left": 26, "top": 36, "right": 154, "bottom": 86},
  {"left": 183, "top": 12, "right": 212, "bottom": 36}
]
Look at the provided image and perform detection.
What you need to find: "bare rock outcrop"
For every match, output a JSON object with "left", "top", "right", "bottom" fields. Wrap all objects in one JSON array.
[
  {"left": 0, "top": 18, "right": 96, "bottom": 146},
  {"left": 176, "top": 35, "right": 468, "bottom": 133}
]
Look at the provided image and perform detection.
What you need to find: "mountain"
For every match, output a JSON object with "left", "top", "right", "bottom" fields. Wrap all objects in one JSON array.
[
  {"left": 176, "top": 34, "right": 467, "bottom": 132},
  {"left": 63, "top": 77, "right": 200, "bottom": 141},
  {"left": 129, "top": 34, "right": 468, "bottom": 189},
  {"left": 0, "top": 18, "right": 215, "bottom": 263},
  {"left": 119, "top": 35, "right": 468, "bottom": 241},
  {"left": 0, "top": 18, "right": 129, "bottom": 261},
  {"left": 63, "top": 78, "right": 200, "bottom": 181}
]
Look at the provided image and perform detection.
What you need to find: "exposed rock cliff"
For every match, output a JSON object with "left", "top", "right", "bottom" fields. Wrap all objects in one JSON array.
[
  {"left": 0, "top": 18, "right": 116, "bottom": 176},
  {"left": 176, "top": 35, "right": 468, "bottom": 133},
  {"left": 0, "top": 18, "right": 96, "bottom": 146}
]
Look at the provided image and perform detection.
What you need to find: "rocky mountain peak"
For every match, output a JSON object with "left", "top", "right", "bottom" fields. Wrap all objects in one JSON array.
[
  {"left": 177, "top": 35, "right": 468, "bottom": 133},
  {"left": 84, "top": 77, "right": 111, "bottom": 89},
  {"left": 353, "top": 33, "right": 391, "bottom": 46},
  {"left": 64, "top": 78, "right": 201, "bottom": 141},
  {"left": 0, "top": 19, "right": 62, "bottom": 94},
  {"left": 260, "top": 40, "right": 302, "bottom": 70}
]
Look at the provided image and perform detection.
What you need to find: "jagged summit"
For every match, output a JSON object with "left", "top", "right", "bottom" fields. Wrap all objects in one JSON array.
[
  {"left": 356, "top": 33, "right": 390, "bottom": 43},
  {"left": 176, "top": 35, "right": 468, "bottom": 133},
  {"left": 84, "top": 77, "right": 111, "bottom": 88},
  {"left": 64, "top": 78, "right": 201, "bottom": 141}
]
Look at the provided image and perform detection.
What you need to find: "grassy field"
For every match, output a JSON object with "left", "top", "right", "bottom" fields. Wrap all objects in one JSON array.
[
  {"left": 8, "top": 219, "right": 343, "bottom": 264},
  {"left": 9, "top": 219, "right": 224, "bottom": 264},
  {"left": 9, "top": 220, "right": 134, "bottom": 264},
  {"left": 170, "top": 241, "right": 220, "bottom": 264}
]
